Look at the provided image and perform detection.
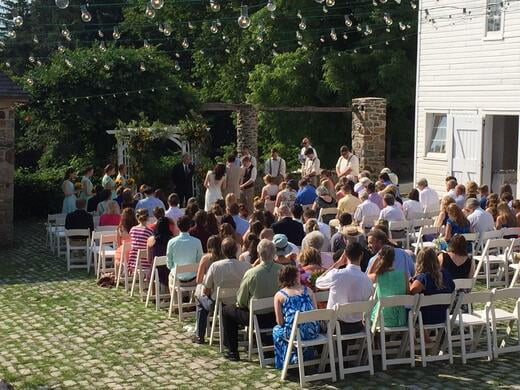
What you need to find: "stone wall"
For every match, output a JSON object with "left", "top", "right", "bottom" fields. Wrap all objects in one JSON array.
[
  {"left": 0, "top": 106, "right": 15, "bottom": 246},
  {"left": 236, "top": 105, "right": 258, "bottom": 160},
  {"left": 351, "top": 97, "right": 387, "bottom": 174}
]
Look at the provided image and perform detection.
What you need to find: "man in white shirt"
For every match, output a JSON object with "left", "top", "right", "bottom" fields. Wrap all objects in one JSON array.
[
  {"left": 240, "top": 145, "right": 257, "bottom": 167},
  {"left": 264, "top": 147, "right": 286, "bottom": 185},
  {"left": 379, "top": 194, "right": 405, "bottom": 222},
  {"left": 165, "top": 193, "right": 184, "bottom": 222},
  {"left": 336, "top": 145, "right": 360, "bottom": 182},
  {"left": 298, "top": 137, "right": 317, "bottom": 168},
  {"left": 354, "top": 191, "right": 380, "bottom": 224},
  {"left": 417, "top": 178, "right": 439, "bottom": 212},
  {"left": 445, "top": 178, "right": 457, "bottom": 199},
  {"left": 240, "top": 156, "right": 257, "bottom": 214},
  {"left": 454, "top": 184, "right": 466, "bottom": 209},
  {"left": 316, "top": 242, "right": 374, "bottom": 334},
  {"left": 302, "top": 148, "right": 320, "bottom": 188},
  {"left": 465, "top": 198, "right": 495, "bottom": 233}
]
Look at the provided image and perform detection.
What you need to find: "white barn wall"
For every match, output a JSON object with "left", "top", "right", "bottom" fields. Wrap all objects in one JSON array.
[{"left": 414, "top": 0, "right": 520, "bottom": 193}]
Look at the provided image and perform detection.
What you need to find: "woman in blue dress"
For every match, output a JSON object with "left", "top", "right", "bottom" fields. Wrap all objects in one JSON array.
[
  {"left": 61, "top": 167, "right": 77, "bottom": 214},
  {"left": 80, "top": 166, "right": 94, "bottom": 202},
  {"left": 444, "top": 203, "right": 471, "bottom": 242},
  {"left": 273, "top": 265, "right": 320, "bottom": 369},
  {"left": 102, "top": 164, "right": 117, "bottom": 200}
]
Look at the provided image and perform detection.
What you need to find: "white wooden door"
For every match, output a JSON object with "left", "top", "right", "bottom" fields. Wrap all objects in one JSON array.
[{"left": 450, "top": 114, "right": 483, "bottom": 184}]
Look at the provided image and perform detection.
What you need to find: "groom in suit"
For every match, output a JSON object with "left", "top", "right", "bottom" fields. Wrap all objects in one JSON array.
[{"left": 171, "top": 153, "right": 194, "bottom": 207}]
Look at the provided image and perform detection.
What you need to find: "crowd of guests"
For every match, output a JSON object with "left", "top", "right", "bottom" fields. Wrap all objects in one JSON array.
[{"left": 60, "top": 140, "right": 520, "bottom": 369}]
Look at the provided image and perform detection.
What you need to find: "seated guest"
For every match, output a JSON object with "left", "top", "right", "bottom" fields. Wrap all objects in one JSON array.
[
  {"left": 273, "top": 265, "right": 320, "bottom": 369},
  {"left": 403, "top": 189, "right": 423, "bottom": 220},
  {"left": 189, "top": 210, "right": 211, "bottom": 252},
  {"left": 512, "top": 200, "right": 520, "bottom": 228},
  {"left": 379, "top": 194, "right": 405, "bottom": 222},
  {"left": 206, "top": 212, "right": 219, "bottom": 236},
  {"left": 367, "top": 182, "right": 383, "bottom": 209},
  {"left": 229, "top": 202, "right": 249, "bottom": 236},
  {"left": 65, "top": 198, "right": 94, "bottom": 232},
  {"left": 292, "top": 204, "right": 304, "bottom": 224},
  {"left": 316, "top": 242, "right": 374, "bottom": 334},
  {"left": 263, "top": 210, "right": 276, "bottom": 228},
  {"left": 466, "top": 181, "right": 478, "bottom": 199},
  {"left": 136, "top": 185, "right": 166, "bottom": 216},
  {"left": 239, "top": 234, "right": 260, "bottom": 264},
  {"left": 410, "top": 248, "right": 455, "bottom": 326},
  {"left": 444, "top": 203, "right": 470, "bottom": 241},
  {"left": 165, "top": 193, "right": 184, "bottom": 222},
  {"left": 331, "top": 213, "right": 353, "bottom": 253},
  {"left": 87, "top": 185, "right": 104, "bottom": 213},
  {"left": 304, "top": 219, "right": 331, "bottom": 252},
  {"left": 148, "top": 207, "right": 179, "bottom": 236},
  {"left": 445, "top": 179, "right": 457, "bottom": 199},
  {"left": 367, "top": 246, "right": 408, "bottom": 327},
  {"left": 366, "top": 229, "right": 415, "bottom": 277},
  {"left": 496, "top": 201, "right": 517, "bottom": 230},
  {"left": 465, "top": 198, "right": 495, "bottom": 234},
  {"left": 454, "top": 184, "right": 466, "bottom": 209},
  {"left": 220, "top": 215, "right": 243, "bottom": 246},
  {"left": 121, "top": 188, "right": 137, "bottom": 210},
  {"left": 154, "top": 189, "right": 168, "bottom": 208},
  {"left": 301, "top": 230, "right": 333, "bottom": 268},
  {"left": 186, "top": 203, "right": 200, "bottom": 221},
  {"left": 272, "top": 205, "right": 305, "bottom": 246},
  {"left": 195, "top": 235, "right": 224, "bottom": 320},
  {"left": 275, "top": 180, "right": 298, "bottom": 212},
  {"left": 222, "top": 239, "right": 282, "bottom": 361},
  {"left": 303, "top": 209, "right": 331, "bottom": 243},
  {"left": 478, "top": 185, "right": 490, "bottom": 210},
  {"left": 245, "top": 221, "right": 263, "bottom": 241},
  {"left": 115, "top": 207, "right": 137, "bottom": 266},
  {"left": 273, "top": 234, "right": 297, "bottom": 266},
  {"left": 298, "top": 247, "right": 326, "bottom": 293},
  {"left": 128, "top": 208, "right": 154, "bottom": 273},
  {"left": 439, "top": 235, "right": 474, "bottom": 279},
  {"left": 147, "top": 217, "right": 173, "bottom": 287},
  {"left": 434, "top": 196, "right": 455, "bottom": 228},
  {"left": 194, "top": 238, "right": 251, "bottom": 344},
  {"left": 99, "top": 200, "right": 121, "bottom": 226},
  {"left": 96, "top": 189, "right": 113, "bottom": 216},
  {"left": 295, "top": 179, "right": 317, "bottom": 208},
  {"left": 354, "top": 175, "right": 371, "bottom": 196},
  {"left": 114, "top": 186, "right": 125, "bottom": 207},
  {"left": 312, "top": 186, "right": 337, "bottom": 222},
  {"left": 353, "top": 191, "right": 380, "bottom": 225},
  {"left": 320, "top": 169, "right": 336, "bottom": 199},
  {"left": 337, "top": 183, "right": 361, "bottom": 216},
  {"left": 166, "top": 215, "right": 203, "bottom": 285}
]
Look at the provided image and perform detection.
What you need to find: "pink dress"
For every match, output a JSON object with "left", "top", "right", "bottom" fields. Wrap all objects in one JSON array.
[{"left": 128, "top": 225, "right": 154, "bottom": 272}]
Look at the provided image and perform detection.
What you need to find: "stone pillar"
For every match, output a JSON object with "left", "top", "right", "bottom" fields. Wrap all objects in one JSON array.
[
  {"left": 0, "top": 107, "right": 15, "bottom": 246},
  {"left": 351, "top": 97, "right": 387, "bottom": 174},
  {"left": 236, "top": 104, "right": 258, "bottom": 160}
]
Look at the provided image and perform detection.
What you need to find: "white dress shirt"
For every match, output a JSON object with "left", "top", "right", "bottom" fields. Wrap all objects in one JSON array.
[
  {"left": 336, "top": 154, "right": 359, "bottom": 178},
  {"left": 402, "top": 199, "right": 423, "bottom": 220},
  {"left": 303, "top": 157, "right": 320, "bottom": 177},
  {"left": 299, "top": 145, "right": 317, "bottom": 165},
  {"left": 379, "top": 205, "right": 405, "bottom": 222},
  {"left": 264, "top": 158, "right": 286, "bottom": 177},
  {"left": 446, "top": 189, "right": 457, "bottom": 199},
  {"left": 315, "top": 264, "right": 374, "bottom": 323},
  {"left": 354, "top": 200, "right": 380, "bottom": 223},
  {"left": 454, "top": 195, "right": 465, "bottom": 209},
  {"left": 419, "top": 187, "right": 440, "bottom": 212},
  {"left": 165, "top": 206, "right": 184, "bottom": 222},
  {"left": 467, "top": 208, "right": 495, "bottom": 233},
  {"left": 240, "top": 154, "right": 257, "bottom": 167}
]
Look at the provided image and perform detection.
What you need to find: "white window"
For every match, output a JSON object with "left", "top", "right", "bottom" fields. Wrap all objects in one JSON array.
[
  {"left": 485, "top": 0, "right": 503, "bottom": 35},
  {"left": 427, "top": 114, "right": 447, "bottom": 154}
]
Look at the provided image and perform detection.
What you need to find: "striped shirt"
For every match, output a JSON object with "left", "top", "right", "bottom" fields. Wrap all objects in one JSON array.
[{"left": 128, "top": 225, "right": 154, "bottom": 271}]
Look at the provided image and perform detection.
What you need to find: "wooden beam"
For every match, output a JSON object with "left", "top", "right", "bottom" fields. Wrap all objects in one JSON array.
[{"left": 200, "top": 102, "right": 352, "bottom": 113}]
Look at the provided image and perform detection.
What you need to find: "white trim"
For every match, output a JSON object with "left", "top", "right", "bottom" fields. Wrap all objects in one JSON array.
[
  {"left": 413, "top": 5, "right": 423, "bottom": 187},
  {"left": 483, "top": 0, "right": 505, "bottom": 39}
]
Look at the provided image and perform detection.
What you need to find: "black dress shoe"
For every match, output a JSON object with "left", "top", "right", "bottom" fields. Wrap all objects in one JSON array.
[
  {"left": 224, "top": 351, "right": 240, "bottom": 361},
  {"left": 192, "top": 336, "right": 205, "bottom": 344}
]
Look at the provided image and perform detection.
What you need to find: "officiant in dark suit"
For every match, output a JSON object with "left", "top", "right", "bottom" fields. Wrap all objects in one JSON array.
[{"left": 171, "top": 153, "right": 194, "bottom": 207}]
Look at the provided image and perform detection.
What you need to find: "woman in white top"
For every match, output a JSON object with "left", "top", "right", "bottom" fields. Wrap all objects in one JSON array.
[
  {"left": 102, "top": 164, "right": 117, "bottom": 200},
  {"left": 403, "top": 189, "right": 424, "bottom": 220},
  {"left": 204, "top": 163, "right": 227, "bottom": 211},
  {"left": 261, "top": 175, "right": 279, "bottom": 213}
]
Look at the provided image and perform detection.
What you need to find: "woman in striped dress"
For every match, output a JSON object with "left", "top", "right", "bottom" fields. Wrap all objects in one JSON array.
[{"left": 128, "top": 208, "right": 154, "bottom": 273}]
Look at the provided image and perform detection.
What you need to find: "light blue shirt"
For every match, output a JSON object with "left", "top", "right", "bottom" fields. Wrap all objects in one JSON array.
[
  {"left": 135, "top": 196, "right": 166, "bottom": 216},
  {"left": 366, "top": 248, "right": 415, "bottom": 278},
  {"left": 232, "top": 214, "right": 249, "bottom": 236},
  {"left": 166, "top": 232, "right": 203, "bottom": 281}
]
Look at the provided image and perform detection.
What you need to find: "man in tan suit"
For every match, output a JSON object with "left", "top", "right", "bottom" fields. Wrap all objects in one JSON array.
[{"left": 225, "top": 154, "right": 244, "bottom": 199}]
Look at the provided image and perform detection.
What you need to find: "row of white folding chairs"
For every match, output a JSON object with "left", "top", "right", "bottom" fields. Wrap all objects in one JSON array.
[{"left": 474, "top": 237, "right": 520, "bottom": 289}]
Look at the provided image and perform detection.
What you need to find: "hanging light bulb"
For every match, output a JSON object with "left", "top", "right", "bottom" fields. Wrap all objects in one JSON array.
[
  {"left": 58, "top": 44, "right": 65, "bottom": 52},
  {"left": 237, "top": 5, "right": 251, "bottom": 29},
  {"left": 216, "top": 19, "right": 222, "bottom": 27},
  {"left": 209, "top": 0, "right": 220, "bottom": 12},
  {"left": 104, "top": 64, "right": 110, "bottom": 70},
  {"left": 113, "top": 26, "right": 121, "bottom": 40},
  {"left": 27, "top": 78, "right": 34, "bottom": 86},
  {"left": 249, "top": 45, "right": 255, "bottom": 51},
  {"left": 399, "top": 21, "right": 406, "bottom": 30},
  {"left": 369, "top": 44, "right": 373, "bottom": 49},
  {"left": 98, "top": 29, "right": 104, "bottom": 38},
  {"left": 174, "top": 61, "right": 181, "bottom": 71},
  {"left": 99, "top": 41, "right": 106, "bottom": 51},
  {"left": 296, "top": 31, "right": 302, "bottom": 40},
  {"left": 384, "top": 13, "right": 393, "bottom": 26},
  {"left": 61, "top": 25, "right": 70, "bottom": 38},
  {"left": 395, "top": 0, "right": 401, "bottom": 3},
  {"left": 210, "top": 21, "right": 219, "bottom": 34},
  {"left": 150, "top": 0, "right": 164, "bottom": 9},
  {"left": 175, "top": 52, "right": 180, "bottom": 58},
  {"left": 28, "top": 55, "right": 35, "bottom": 63},
  {"left": 322, "top": 5, "right": 328, "bottom": 13},
  {"left": 314, "top": 0, "right": 324, "bottom": 3},
  {"left": 364, "top": 25, "right": 373, "bottom": 35},
  {"left": 330, "top": 28, "right": 337, "bottom": 41},
  {"left": 222, "top": 34, "right": 230, "bottom": 43},
  {"left": 139, "top": 63, "right": 146, "bottom": 71},
  {"left": 319, "top": 35, "right": 325, "bottom": 43},
  {"left": 372, "top": 0, "right": 377, "bottom": 5},
  {"left": 325, "top": 0, "right": 335, "bottom": 7},
  {"left": 13, "top": 16, "right": 23, "bottom": 27},
  {"left": 410, "top": 1, "right": 417, "bottom": 9},
  {"left": 266, "top": 0, "right": 276, "bottom": 11},
  {"left": 181, "top": 37, "right": 189, "bottom": 48},
  {"left": 297, "top": 10, "right": 302, "bottom": 18},
  {"left": 33, "top": 35, "right": 39, "bottom": 44},
  {"left": 80, "top": 5, "right": 92, "bottom": 22},
  {"left": 188, "top": 21, "right": 195, "bottom": 29},
  {"left": 401, "top": 35, "right": 406, "bottom": 40},
  {"left": 380, "top": 0, "right": 387, "bottom": 2},
  {"left": 208, "top": 59, "right": 214, "bottom": 68},
  {"left": 385, "top": 40, "right": 389, "bottom": 45},
  {"left": 65, "top": 58, "right": 73, "bottom": 67},
  {"left": 225, "top": 47, "right": 231, "bottom": 54},
  {"left": 143, "top": 40, "right": 150, "bottom": 48},
  {"left": 298, "top": 18, "right": 306, "bottom": 30},
  {"left": 353, "top": 49, "right": 358, "bottom": 54},
  {"left": 386, "top": 27, "right": 391, "bottom": 32},
  {"left": 239, "top": 57, "right": 246, "bottom": 64},
  {"left": 256, "top": 33, "right": 263, "bottom": 43},
  {"left": 4, "top": 62, "right": 10, "bottom": 68},
  {"left": 356, "top": 24, "right": 362, "bottom": 32},
  {"left": 6, "top": 30, "right": 16, "bottom": 39},
  {"left": 342, "top": 32, "right": 348, "bottom": 40},
  {"left": 55, "top": 0, "right": 69, "bottom": 8},
  {"left": 344, "top": 15, "right": 353, "bottom": 27},
  {"left": 270, "top": 13, "right": 276, "bottom": 20},
  {"left": 145, "top": 4, "right": 155, "bottom": 18},
  {"left": 163, "top": 23, "right": 172, "bottom": 36}
]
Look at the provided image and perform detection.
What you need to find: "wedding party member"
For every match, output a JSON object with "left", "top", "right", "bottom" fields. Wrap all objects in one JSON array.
[
  {"left": 136, "top": 186, "right": 166, "bottom": 216},
  {"left": 165, "top": 193, "right": 184, "bottom": 223},
  {"left": 116, "top": 164, "right": 128, "bottom": 187},
  {"left": 261, "top": 175, "right": 279, "bottom": 214},
  {"left": 298, "top": 138, "right": 317, "bottom": 171},
  {"left": 80, "top": 166, "right": 94, "bottom": 202},
  {"left": 240, "top": 145, "right": 257, "bottom": 167},
  {"left": 171, "top": 153, "right": 194, "bottom": 207},
  {"left": 302, "top": 148, "right": 320, "bottom": 188},
  {"left": 240, "top": 156, "right": 257, "bottom": 214},
  {"left": 336, "top": 145, "right": 359, "bottom": 182},
  {"left": 62, "top": 167, "right": 77, "bottom": 214},
  {"left": 204, "top": 163, "right": 227, "bottom": 212},
  {"left": 102, "top": 164, "right": 117, "bottom": 200},
  {"left": 225, "top": 154, "right": 244, "bottom": 199},
  {"left": 264, "top": 148, "right": 286, "bottom": 185}
]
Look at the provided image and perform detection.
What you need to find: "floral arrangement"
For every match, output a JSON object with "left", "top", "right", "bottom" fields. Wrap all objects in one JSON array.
[
  {"left": 74, "top": 182, "right": 82, "bottom": 190},
  {"left": 300, "top": 268, "right": 326, "bottom": 291},
  {"left": 127, "top": 177, "right": 135, "bottom": 186},
  {"left": 432, "top": 237, "right": 448, "bottom": 251}
]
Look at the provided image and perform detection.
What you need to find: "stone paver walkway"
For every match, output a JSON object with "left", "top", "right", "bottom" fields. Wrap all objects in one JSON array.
[{"left": 1, "top": 221, "right": 519, "bottom": 389}]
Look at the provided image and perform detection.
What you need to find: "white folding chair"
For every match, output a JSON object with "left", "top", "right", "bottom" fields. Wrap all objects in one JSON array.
[
  {"left": 508, "top": 238, "right": 520, "bottom": 287},
  {"left": 388, "top": 220, "right": 410, "bottom": 249},
  {"left": 88, "top": 231, "right": 103, "bottom": 274},
  {"left": 318, "top": 207, "right": 339, "bottom": 224},
  {"left": 334, "top": 301, "right": 375, "bottom": 379},
  {"left": 65, "top": 229, "right": 90, "bottom": 271},
  {"left": 115, "top": 241, "right": 131, "bottom": 292},
  {"left": 280, "top": 308, "right": 337, "bottom": 388},
  {"left": 54, "top": 216, "right": 67, "bottom": 257},
  {"left": 209, "top": 287, "right": 238, "bottom": 352},
  {"left": 488, "top": 287, "right": 520, "bottom": 358},
  {"left": 248, "top": 296, "right": 275, "bottom": 367},
  {"left": 361, "top": 215, "right": 378, "bottom": 231},
  {"left": 424, "top": 209, "right": 440, "bottom": 219},
  {"left": 411, "top": 226, "right": 440, "bottom": 255},
  {"left": 453, "top": 278, "right": 474, "bottom": 291},
  {"left": 449, "top": 291, "right": 493, "bottom": 363},
  {"left": 501, "top": 227, "right": 520, "bottom": 238},
  {"left": 168, "top": 263, "right": 198, "bottom": 320},
  {"left": 460, "top": 232, "right": 480, "bottom": 255},
  {"left": 408, "top": 218, "right": 434, "bottom": 244},
  {"left": 476, "top": 230, "right": 503, "bottom": 255},
  {"left": 407, "top": 212, "right": 427, "bottom": 221},
  {"left": 416, "top": 293, "right": 455, "bottom": 366},
  {"left": 93, "top": 216, "right": 100, "bottom": 228},
  {"left": 95, "top": 226, "right": 118, "bottom": 232},
  {"left": 145, "top": 256, "right": 170, "bottom": 311},
  {"left": 372, "top": 294, "right": 420, "bottom": 370},
  {"left": 46, "top": 213, "right": 66, "bottom": 251},
  {"left": 473, "top": 239, "right": 512, "bottom": 289},
  {"left": 130, "top": 249, "right": 149, "bottom": 300},
  {"left": 97, "top": 232, "right": 117, "bottom": 278}
]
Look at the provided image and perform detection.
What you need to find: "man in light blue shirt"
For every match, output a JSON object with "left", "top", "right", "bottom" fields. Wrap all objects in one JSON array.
[
  {"left": 229, "top": 203, "right": 249, "bottom": 236},
  {"left": 136, "top": 186, "right": 166, "bottom": 215},
  {"left": 379, "top": 194, "right": 405, "bottom": 222},
  {"left": 166, "top": 216, "right": 203, "bottom": 282},
  {"left": 365, "top": 229, "right": 415, "bottom": 277}
]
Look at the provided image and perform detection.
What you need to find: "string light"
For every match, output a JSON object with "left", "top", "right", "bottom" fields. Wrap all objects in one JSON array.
[
  {"left": 266, "top": 0, "right": 276, "bottom": 12},
  {"left": 150, "top": 0, "right": 164, "bottom": 10},
  {"left": 32, "top": 35, "right": 39, "bottom": 44},
  {"left": 113, "top": 26, "right": 121, "bottom": 40},
  {"left": 13, "top": 16, "right": 24, "bottom": 27},
  {"left": 237, "top": 5, "right": 251, "bottom": 29},
  {"left": 181, "top": 37, "right": 190, "bottom": 48},
  {"left": 55, "top": 0, "right": 69, "bottom": 9},
  {"left": 209, "top": 0, "right": 220, "bottom": 12},
  {"left": 344, "top": 15, "right": 353, "bottom": 27},
  {"left": 325, "top": 0, "right": 335, "bottom": 7},
  {"left": 80, "top": 5, "right": 92, "bottom": 22},
  {"left": 299, "top": 18, "right": 307, "bottom": 30},
  {"left": 163, "top": 23, "right": 172, "bottom": 36},
  {"left": 145, "top": 4, "right": 155, "bottom": 18}
]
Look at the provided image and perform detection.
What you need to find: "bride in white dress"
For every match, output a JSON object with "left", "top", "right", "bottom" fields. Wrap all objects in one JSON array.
[{"left": 204, "top": 163, "right": 227, "bottom": 211}]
